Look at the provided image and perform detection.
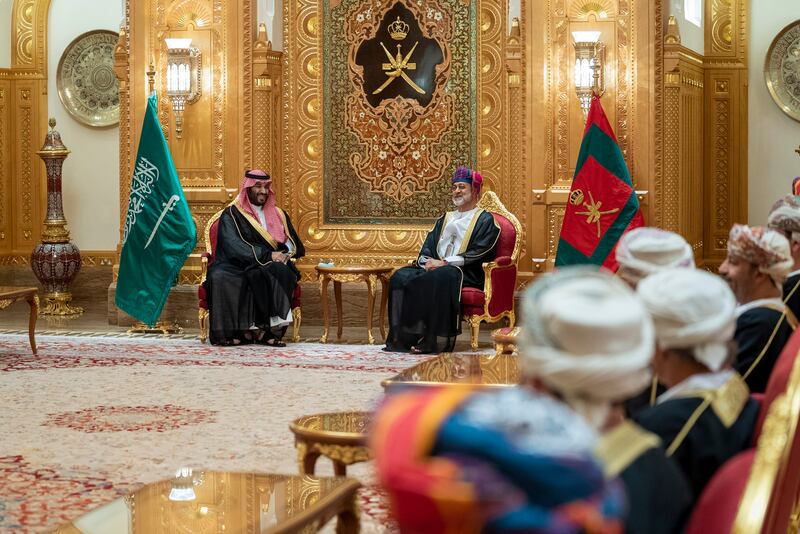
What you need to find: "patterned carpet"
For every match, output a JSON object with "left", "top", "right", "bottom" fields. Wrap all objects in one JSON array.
[{"left": 0, "top": 334, "right": 477, "bottom": 533}]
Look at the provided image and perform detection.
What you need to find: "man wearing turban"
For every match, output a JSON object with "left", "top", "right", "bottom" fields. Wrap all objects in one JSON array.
[
  {"left": 635, "top": 268, "right": 759, "bottom": 497},
  {"left": 615, "top": 227, "right": 695, "bottom": 288},
  {"left": 383, "top": 166, "right": 500, "bottom": 354},
  {"left": 767, "top": 195, "right": 800, "bottom": 318},
  {"left": 719, "top": 224, "right": 795, "bottom": 392},
  {"left": 204, "top": 170, "right": 304, "bottom": 346}
]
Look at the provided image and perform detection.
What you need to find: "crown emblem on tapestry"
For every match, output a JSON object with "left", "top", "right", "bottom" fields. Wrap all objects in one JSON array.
[{"left": 389, "top": 17, "right": 409, "bottom": 40}]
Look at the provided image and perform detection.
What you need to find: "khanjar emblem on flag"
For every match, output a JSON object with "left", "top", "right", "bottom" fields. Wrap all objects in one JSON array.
[{"left": 556, "top": 93, "right": 644, "bottom": 271}]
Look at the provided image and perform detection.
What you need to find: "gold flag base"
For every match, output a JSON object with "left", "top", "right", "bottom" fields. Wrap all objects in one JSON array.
[{"left": 127, "top": 321, "right": 184, "bottom": 335}]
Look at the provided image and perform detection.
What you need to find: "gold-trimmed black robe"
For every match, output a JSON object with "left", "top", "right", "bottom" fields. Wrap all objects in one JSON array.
[{"left": 205, "top": 202, "right": 304, "bottom": 344}]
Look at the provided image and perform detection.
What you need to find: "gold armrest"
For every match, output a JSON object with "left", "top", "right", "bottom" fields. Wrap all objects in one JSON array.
[{"left": 200, "top": 255, "right": 208, "bottom": 284}]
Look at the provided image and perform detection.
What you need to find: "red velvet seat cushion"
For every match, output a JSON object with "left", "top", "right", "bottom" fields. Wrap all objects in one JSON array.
[
  {"left": 461, "top": 287, "right": 485, "bottom": 308},
  {"left": 685, "top": 449, "right": 755, "bottom": 534}
]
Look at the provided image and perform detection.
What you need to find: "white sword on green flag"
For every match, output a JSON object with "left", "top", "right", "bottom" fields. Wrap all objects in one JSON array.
[{"left": 145, "top": 195, "right": 180, "bottom": 249}]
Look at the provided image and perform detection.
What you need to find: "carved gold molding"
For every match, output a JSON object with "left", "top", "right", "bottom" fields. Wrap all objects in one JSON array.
[
  {"left": 2, "top": 0, "right": 50, "bottom": 257},
  {"left": 703, "top": 0, "right": 747, "bottom": 262},
  {"left": 663, "top": 41, "right": 703, "bottom": 250}
]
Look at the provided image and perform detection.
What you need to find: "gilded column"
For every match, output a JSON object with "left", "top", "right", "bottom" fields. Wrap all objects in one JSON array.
[{"left": 704, "top": 0, "right": 747, "bottom": 264}]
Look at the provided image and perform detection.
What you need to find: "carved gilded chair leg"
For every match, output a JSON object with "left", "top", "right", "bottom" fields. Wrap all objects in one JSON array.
[
  {"left": 198, "top": 308, "right": 209, "bottom": 343},
  {"left": 292, "top": 307, "right": 302, "bottom": 343},
  {"left": 468, "top": 316, "right": 481, "bottom": 350}
]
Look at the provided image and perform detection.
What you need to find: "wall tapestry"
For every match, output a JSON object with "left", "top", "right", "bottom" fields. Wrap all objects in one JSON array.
[{"left": 323, "top": 0, "right": 477, "bottom": 224}]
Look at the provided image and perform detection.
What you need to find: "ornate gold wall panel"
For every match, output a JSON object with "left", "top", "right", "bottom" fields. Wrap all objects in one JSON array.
[
  {"left": 284, "top": 0, "right": 511, "bottom": 279},
  {"left": 663, "top": 40, "right": 704, "bottom": 258},
  {"left": 116, "top": 0, "right": 259, "bottom": 284},
  {"left": 0, "top": 82, "right": 9, "bottom": 252},
  {"left": 252, "top": 25, "right": 283, "bottom": 199},
  {"left": 703, "top": 0, "right": 747, "bottom": 263},
  {"left": 0, "top": 0, "right": 51, "bottom": 261},
  {"left": 530, "top": 0, "right": 661, "bottom": 275}
]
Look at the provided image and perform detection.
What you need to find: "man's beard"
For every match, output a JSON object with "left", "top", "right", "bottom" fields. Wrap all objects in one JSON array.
[
  {"left": 452, "top": 192, "right": 472, "bottom": 207},
  {"left": 247, "top": 188, "right": 268, "bottom": 206}
]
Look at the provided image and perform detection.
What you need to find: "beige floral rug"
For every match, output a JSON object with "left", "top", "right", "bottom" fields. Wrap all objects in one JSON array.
[{"left": 0, "top": 334, "right": 475, "bottom": 533}]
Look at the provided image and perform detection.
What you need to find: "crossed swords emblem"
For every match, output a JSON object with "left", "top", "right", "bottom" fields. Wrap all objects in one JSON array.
[{"left": 372, "top": 41, "right": 426, "bottom": 95}]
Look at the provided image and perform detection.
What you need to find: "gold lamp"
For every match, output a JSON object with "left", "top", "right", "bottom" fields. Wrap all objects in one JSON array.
[
  {"left": 164, "top": 37, "right": 201, "bottom": 138},
  {"left": 572, "top": 30, "right": 605, "bottom": 116}
]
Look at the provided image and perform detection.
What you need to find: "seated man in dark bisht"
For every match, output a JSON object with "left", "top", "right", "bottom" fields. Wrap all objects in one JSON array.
[
  {"left": 635, "top": 268, "right": 758, "bottom": 498},
  {"left": 384, "top": 166, "right": 500, "bottom": 354},
  {"left": 767, "top": 195, "right": 800, "bottom": 318},
  {"left": 205, "top": 169, "right": 304, "bottom": 346},
  {"left": 373, "top": 267, "right": 692, "bottom": 534},
  {"left": 719, "top": 224, "right": 795, "bottom": 392}
]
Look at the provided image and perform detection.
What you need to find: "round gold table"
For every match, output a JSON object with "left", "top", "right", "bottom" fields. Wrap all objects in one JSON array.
[
  {"left": 315, "top": 265, "right": 394, "bottom": 344},
  {"left": 289, "top": 411, "right": 372, "bottom": 476}
]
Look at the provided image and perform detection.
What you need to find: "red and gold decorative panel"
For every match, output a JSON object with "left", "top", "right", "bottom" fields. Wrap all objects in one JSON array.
[{"left": 323, "top": 0, "right": 477, "bottom": 223}]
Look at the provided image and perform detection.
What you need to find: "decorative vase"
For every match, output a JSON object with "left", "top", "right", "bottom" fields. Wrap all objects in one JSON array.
[{"left": 30, "top": 118, "right": 83, "bottom": 316}]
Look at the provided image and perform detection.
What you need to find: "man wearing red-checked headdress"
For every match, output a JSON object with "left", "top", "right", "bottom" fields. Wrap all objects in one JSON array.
[
  {"left": 383, "top": 166, "right": 500, "bottom": 354},
  {"left": 205, "top": 170, "right": 304, "bottom": 346}
]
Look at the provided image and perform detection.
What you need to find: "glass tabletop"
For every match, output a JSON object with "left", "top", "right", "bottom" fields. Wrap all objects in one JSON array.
[
  {"left": 382, "top": 353, "right": 520, "bottom": 391},
  {"left": 51, "top": 470, "right": 359, "bottom": 534}
]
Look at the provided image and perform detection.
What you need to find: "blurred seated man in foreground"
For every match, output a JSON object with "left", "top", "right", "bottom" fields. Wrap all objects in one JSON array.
[
  {"left": 205, "top": 169, "right": 304, "bottom": 346},
  {"left": 719, "top": 224, "right": 794, "bottom": 392},
  {"left": 635, "top": 268, "right": 758, "bottom": 497},
  {"left": 615, "top": 227, "right": 696, "bottom": 415},
  {"left": 373, "top": 268, "right": 691, "bottom": 534},
  {"left": 615, "top": 227, "right": 695, "bottom": 288},
  {"left": 767, "top": 195, "right": 800, "bottom": 318},
  {"left": 383, "top": 166, "right": 500, "bottom": 354}
]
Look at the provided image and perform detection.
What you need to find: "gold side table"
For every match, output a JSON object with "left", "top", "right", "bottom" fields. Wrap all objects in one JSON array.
[
  {"left": 290, "top": 411, "right": 372, "bottom": 476},
  {"left": 315, "top": 265, "right": 394, "bottom": 344}
]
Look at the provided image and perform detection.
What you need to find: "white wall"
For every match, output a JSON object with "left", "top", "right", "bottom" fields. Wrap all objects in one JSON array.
[
  {"left": 47, "top": 0, "right": 123, "bottom": 251},
  {"left": 508, "top": 0, "right": 520, "bottom": 30},
  {"left": 0, "top": 0, "right": 12, "bottom": 68},
  {"left": 748, "top": 1, "right": 800, "bottom": 225},
  {"left": 258, "top": 0, "right": 282, "bottom": 51},
  {"left": 666, "top": 0, "right": 704, "bottom": 54}
]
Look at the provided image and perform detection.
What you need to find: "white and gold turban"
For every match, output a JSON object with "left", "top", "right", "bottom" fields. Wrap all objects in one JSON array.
[
  {"left": 519, "top": 267, "right": 654, "bottom": 429},
  {"left": 615, "top": 227, "right": 695, "bottom": 285},
  {"left": 727, "top": 224, "right": 793, "bottom": 284},
  {"left": 767, "top": 195, "right": 800, "bottom": 242},
  {"left": 637, "top": 269, "right": 736, "bottom": 372}
]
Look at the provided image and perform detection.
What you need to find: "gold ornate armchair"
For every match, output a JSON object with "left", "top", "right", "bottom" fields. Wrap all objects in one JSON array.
[
  {"left": 461, "top": 191, "right": 523, "bottom": 350},
  {"left": 198, "top": 208, "right": 302, "bottom": 343}
]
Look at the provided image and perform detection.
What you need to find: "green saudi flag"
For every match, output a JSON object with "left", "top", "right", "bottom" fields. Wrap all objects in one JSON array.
[{"left": 116, "top": 93, "right": 196, "bottom": 326}]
